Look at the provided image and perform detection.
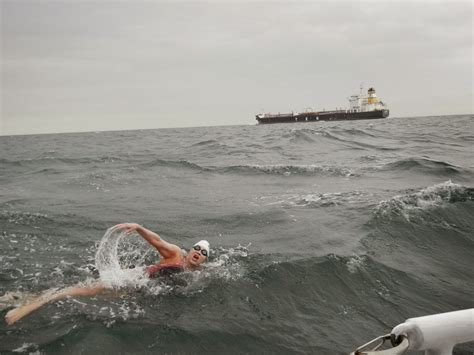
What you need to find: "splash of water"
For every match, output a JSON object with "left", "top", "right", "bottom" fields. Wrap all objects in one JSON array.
[{"left": 94, "top": 226, "right": 152, "bottom": 289}]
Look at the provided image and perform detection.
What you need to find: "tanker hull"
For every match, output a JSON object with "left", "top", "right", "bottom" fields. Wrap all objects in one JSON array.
[{"left": 256, "top": 109, "right": 389, "bottom": 124}]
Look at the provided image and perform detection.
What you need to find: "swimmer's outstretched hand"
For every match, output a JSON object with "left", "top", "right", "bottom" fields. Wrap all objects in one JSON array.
[{"left": 115, "top": 223, "right": 141, "bottom": 235}]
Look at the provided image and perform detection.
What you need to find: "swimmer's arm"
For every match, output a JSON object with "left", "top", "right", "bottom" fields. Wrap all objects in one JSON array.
[
  {"left": 116, "top": 223, "right": 181, "bottom": 258},
  {"left": 136, "top": 226, "right": 182, "bottom": 258}
]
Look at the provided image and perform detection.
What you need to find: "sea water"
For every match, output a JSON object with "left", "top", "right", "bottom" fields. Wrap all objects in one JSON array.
[{"left": 0, "top": 114, "right": 473, "bottom": 354}]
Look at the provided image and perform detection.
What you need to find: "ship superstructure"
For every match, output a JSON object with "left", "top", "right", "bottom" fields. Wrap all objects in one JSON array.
[{"left": 349, "top": 87, "right": 388, "bottom": 113}]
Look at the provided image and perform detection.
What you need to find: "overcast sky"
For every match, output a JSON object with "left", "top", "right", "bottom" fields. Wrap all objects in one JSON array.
[{"left": 1, "top": 0, "right": 472, "bottom": 135}]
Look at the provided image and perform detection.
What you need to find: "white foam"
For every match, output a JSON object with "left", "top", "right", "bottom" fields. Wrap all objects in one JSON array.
[
  {"left": 346, "top": 255, "right": 366, "bottom": 273},
  {"left": 0, "top": 291, "right": 37, "bottom": 310},
  {"left": 95, "top": 226, "right": 151, "bottom": 289},
  {"left": 375, "top": 180, "right": 466, "bottom": 220},
  {"left": 244, "top": 164, "right": 354, "bottom": 177},
  {"left": 259, "top": 190, "right": 369, "bottom": 208},
  {"left": 11, "top": 343, "right": 38, "bottom": 353}
]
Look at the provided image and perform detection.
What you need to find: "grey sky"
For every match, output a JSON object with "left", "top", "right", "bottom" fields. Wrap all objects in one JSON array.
[{"left": 1, "top": 0, "right": 472, "bottom": 135}]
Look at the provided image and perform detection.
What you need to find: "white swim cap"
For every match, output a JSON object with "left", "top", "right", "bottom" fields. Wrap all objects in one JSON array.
[{"left": 193, "top": 240, "right": 210, "bottom": 256}]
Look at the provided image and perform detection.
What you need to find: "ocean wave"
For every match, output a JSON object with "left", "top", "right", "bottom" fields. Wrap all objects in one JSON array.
[
  {"left": 139, "top": 159, "right": 356, "bottom": 177},
  {"left": 283, "top": 129, "right": 318, "bottom": 143},
  {"left": 0, "top": 158, "right": 24, "bottom": 167},
  {"left": 2, "top": 155, "right": 358, "bottom": 179},
  {"left": 188, "top": 139, "right": 236, "bottom": 155},
  {"left": 316, "top": 130, "right": 399, "bottom": 151},
  {"left": 374, "top": 181, "right": 473, "bottom": 221},
  {"left": 249, "top": 250, "right": 472, "bottom": 319},
  {"left": 191, "top": 139, "right": 220, "bottom": 146},
  {"left": 189, "top": 139, "right": 231, "bottom": 150},
  {"left": 329, "top": 127, "right": 378, "bottom": 138},
  {"left": 249, "top": 253, "right": 416, "bottom": 311},
  {"left": 258, "top": 190, "right": 371, "bottom": 208},
  {"left": 0, "top": 156, "right": 126, "bottom": 170},
  {"left": 221, "top": 164, "right": 356, "bottom": 177},
  {"left": 362, "top": 182, "right": 474, "bottom": 290},
  {"left": 380, "top": 157, "right": 464, "bottom": 176},
  {"left": 0, "top": 210, "right": 51, "bottom": 226},
  {"left": 454, "top": 133, "right": 474, "bottom": 142},
  {"left": 142, "top": 158, "right": 208, "bottom": 172},
  {"left": 282, "top": 127, "right": 379, "bottom": 142},
  {"left": 295, "top": 191, "right": 369, "bottom": 208},
  {"left": 65, "top": 170, "right": 141, "bottom": 192}
]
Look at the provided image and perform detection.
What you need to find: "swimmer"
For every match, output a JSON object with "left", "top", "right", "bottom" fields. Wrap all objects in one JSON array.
[{"left": 4, "top": 223, "right": 210, "bottom": 325}]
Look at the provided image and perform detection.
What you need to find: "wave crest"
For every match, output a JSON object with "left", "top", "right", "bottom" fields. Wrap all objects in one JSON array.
[
  {"left": 374, "top": 181, "right": 473, "bottom": 221},
  {"left": 381, "top": 157, "right": 463, "bottom": 176},
  {"left": 222, "top": 164, "right": 355, "bottom": 177}
]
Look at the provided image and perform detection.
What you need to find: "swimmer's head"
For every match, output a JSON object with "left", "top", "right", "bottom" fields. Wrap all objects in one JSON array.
[{"left": 186, "top": 240, "right": 210, "bottom": 268}]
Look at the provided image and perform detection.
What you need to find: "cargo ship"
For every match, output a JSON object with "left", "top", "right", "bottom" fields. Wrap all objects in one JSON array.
[{"left": 256, "top": 87, "right": 389, "bottom": 124}]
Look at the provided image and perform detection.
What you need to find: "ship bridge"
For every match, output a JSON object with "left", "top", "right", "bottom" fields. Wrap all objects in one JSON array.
[{"left": 349, "top": 87, "right": 388, "bottom": 113}]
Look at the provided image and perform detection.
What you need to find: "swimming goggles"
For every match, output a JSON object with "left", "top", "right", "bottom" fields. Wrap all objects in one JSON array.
[{"left": 193, "top": 245, "right": 208, "bottom": 257}]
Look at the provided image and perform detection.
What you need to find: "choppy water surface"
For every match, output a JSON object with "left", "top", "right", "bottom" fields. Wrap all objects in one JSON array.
[{"left": 1, "top": 115, "right": 473, "bottom": 354}]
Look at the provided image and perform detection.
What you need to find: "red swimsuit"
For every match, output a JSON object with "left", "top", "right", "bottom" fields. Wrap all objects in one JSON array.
[{"left": 146, "top": 262, "right": 185, "bottom": 278}]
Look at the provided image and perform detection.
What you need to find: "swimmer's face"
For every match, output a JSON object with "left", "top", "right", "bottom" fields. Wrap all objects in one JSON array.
[{"left": 186, "top": 245, "right": 208, "bottom": 267}]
